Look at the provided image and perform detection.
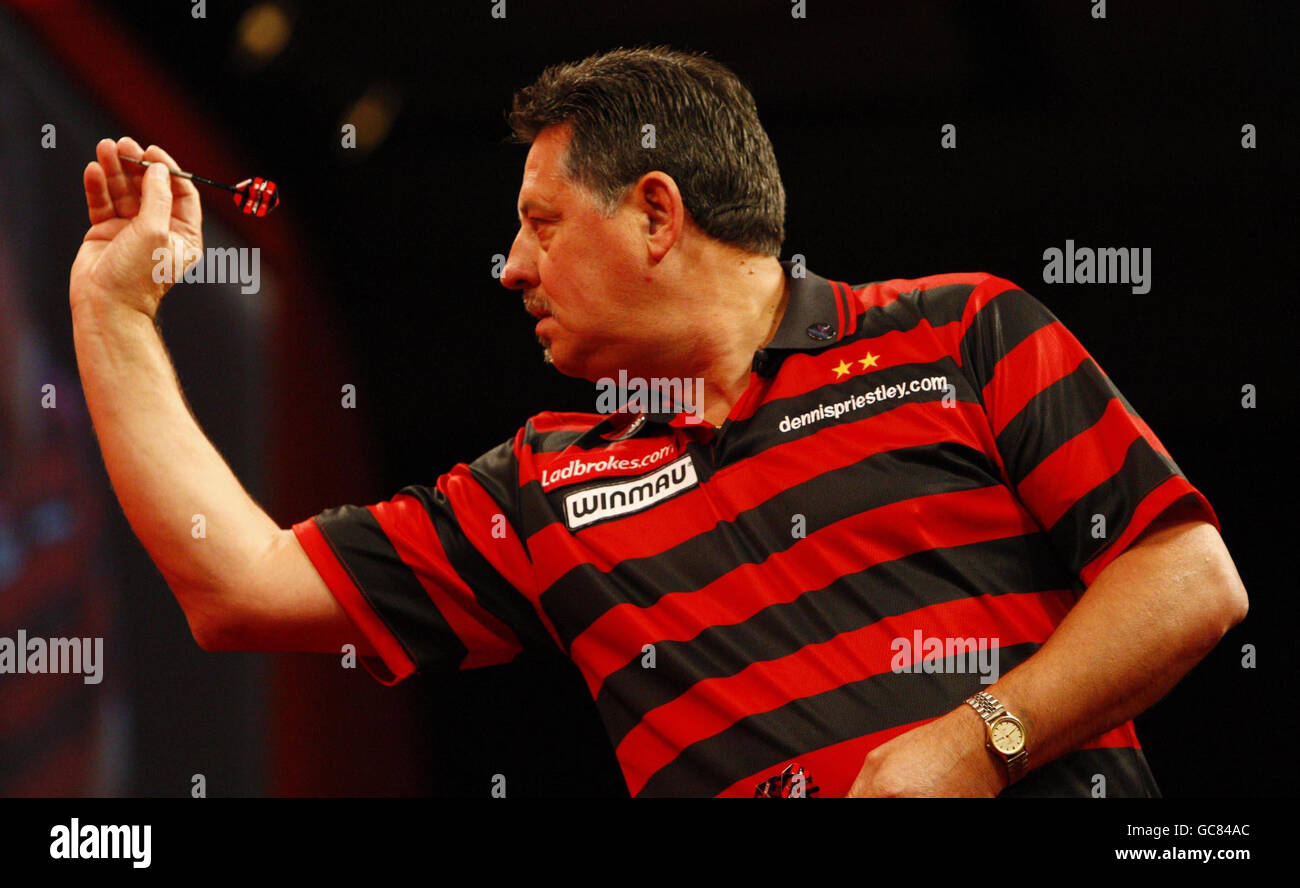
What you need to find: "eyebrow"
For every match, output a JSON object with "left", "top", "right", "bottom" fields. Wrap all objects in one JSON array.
[{"left": 516, "top": 198, "right": 554, "bottom": 221}]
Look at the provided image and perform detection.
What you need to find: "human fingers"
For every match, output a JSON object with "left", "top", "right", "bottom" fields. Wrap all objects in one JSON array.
[
  {"left": 96, "top": 137, "right": 139, "bottom": 218},
  {"left": 141, "top": 144, "right": 202, "bottom": 231},
  {"left": 83, "top": 159, "right": 116, "bottom": 225},
  {"left": 137, "top": 161, "right": 175, "bottom": 237},
  {"left": 115, "top": 136, "right": 148, "bottom": 192}
]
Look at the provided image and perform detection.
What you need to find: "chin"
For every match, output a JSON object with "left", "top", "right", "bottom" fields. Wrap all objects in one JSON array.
[{"left": 542, "top": 342, "right": 596, "bottom": 382}]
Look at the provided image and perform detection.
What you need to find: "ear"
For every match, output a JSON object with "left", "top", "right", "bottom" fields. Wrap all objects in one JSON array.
[{"left": 631, "top": 171, "right": 685, "bottom": 261}]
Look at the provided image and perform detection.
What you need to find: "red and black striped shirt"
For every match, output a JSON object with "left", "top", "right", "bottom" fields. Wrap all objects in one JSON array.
[{"left": 292, "top": 262, "right": 1217, "bottom": 797}]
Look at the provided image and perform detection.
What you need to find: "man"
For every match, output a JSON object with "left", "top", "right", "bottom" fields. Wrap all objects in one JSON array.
[{"left": 70, "top": 46, "right": 1247, "bottom": 797}]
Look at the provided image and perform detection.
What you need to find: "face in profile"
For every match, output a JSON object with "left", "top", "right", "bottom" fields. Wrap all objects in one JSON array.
[{"left": 500, "top": 124, "right": 682, "bottom": 382}]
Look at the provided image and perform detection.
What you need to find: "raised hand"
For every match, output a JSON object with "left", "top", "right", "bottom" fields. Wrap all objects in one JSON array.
[{"left": 70, "top": 137, "right": 204, "bottom": 319}]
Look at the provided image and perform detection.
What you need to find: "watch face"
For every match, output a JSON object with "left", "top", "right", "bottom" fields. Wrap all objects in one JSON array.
[{"left": 989, "top": 716, "right": 1025, "bottom": 755}]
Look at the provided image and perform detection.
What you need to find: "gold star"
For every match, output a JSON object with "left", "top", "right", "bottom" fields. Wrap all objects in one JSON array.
[
  {"left": 832, "top": 360, "right": 853, "bottom": 379},
  {"left": 858, "top": 352, "right": 879, "bottom": 370}
]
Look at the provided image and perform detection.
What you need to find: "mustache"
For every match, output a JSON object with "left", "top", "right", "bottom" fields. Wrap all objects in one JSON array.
[{"left": 523, "top": 292, "right": 551, "bottom": 315}]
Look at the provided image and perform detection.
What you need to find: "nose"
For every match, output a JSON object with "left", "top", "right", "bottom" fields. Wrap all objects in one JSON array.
[{"left": 500, "top": 226, "right": 538, "bottom": 292}]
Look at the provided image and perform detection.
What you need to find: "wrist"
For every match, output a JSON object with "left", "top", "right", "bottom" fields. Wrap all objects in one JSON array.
[
  {"left": 71, "top": 290, "right": 159, "bottom": 328},
  {"left": 955, "top": 701, "right": 1010, "bottom": 795}
]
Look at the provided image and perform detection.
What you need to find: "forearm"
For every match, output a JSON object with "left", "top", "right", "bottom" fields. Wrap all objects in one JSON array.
[
  {"left": 71, "top": 294, "right": 280, "bottom": 634},
  {"left": 969, "top": 519, "right": 1249, "bottom": 784}
]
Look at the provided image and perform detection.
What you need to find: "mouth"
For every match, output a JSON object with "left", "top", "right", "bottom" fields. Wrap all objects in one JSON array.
[{"left": 523, "top": 296, "right": 551, "bottom": 320}]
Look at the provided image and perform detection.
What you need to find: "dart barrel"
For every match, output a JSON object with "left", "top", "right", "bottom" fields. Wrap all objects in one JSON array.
[{"left": 233, "top": 177, "right": 279, "bottom": 217}]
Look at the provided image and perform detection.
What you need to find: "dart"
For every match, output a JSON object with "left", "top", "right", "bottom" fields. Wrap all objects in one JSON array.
[{"left": 120, "top": 154, "right": 280, "bottom": 217}]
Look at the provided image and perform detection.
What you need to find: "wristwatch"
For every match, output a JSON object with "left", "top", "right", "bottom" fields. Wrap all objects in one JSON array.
[{"left": 965, "top": 691, "right": 1030, "bottom": 785}]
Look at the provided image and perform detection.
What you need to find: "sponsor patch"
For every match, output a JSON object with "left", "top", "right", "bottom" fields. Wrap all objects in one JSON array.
[
  {"left": 539, "top": 442, "right": 676, "bottom": 492},
  {"left": 563, "top": 454, "right": 699, "bottom": 530}
]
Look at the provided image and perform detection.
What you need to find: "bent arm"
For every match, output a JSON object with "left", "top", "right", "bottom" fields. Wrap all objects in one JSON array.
[
  {"left": 70, "top": 137, "right": 366, "bottom": 656},
  {"left": 71, "top": 294, "right": 367, "bottom": 654},
  {"left": 849, "top": 510, "right": 1248, "bottom": 796},
  {"left": 974, "top": 513, "right": 1248, "bottom": 779}
]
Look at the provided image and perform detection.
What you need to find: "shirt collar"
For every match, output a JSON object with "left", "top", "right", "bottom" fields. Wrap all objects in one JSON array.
[{"left": 764, "top": 260, "right": 856, "bottom": 352}]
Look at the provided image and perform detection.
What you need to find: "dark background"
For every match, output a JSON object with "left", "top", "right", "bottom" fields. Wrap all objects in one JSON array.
[{"left": 5, "top": 0, "right": 1294, "bottom": 796}]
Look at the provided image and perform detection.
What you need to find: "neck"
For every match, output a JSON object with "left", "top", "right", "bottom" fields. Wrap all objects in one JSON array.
[{"left": 686, "top": 254, "right": 788, "bottom": 427}]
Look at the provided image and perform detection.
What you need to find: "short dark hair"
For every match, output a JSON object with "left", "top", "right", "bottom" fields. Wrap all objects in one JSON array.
[{"left": 507, "top": 45, "right": 786, "bottom": 257}]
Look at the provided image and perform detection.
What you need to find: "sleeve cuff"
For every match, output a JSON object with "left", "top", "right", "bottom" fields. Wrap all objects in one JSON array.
[
  {"left": 291, "top": 516, "right": 417, "bottom": 686},
  {"left": 1079, "top": 476, "right": 1221, "bottom": 587}
]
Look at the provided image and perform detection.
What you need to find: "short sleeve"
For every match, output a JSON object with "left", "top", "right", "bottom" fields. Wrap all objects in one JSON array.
[
  {"left": 958, "top": 275, "right": 1220, "bottom": 588},
  {"left": 291, "top": 432, "right": 550, "bottom": 685}
]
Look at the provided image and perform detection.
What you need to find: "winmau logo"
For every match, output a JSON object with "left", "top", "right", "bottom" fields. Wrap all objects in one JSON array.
[
  {"left": 50, "top": 819, "right": 151, "bottom": 868},
  {"left": 563, "top": 455, "right": 698, "bottom": 530}
]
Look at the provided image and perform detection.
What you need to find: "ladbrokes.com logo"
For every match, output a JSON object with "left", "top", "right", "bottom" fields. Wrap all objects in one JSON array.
[
  {"left": 563, "top": 455, "right": 698, "bottom": 530},
  {"left": 540, "top": 443, "right": 675, "bottom": 491}
]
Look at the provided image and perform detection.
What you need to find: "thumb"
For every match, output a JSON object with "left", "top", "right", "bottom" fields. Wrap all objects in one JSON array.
[{"left": 138, "top": 161, "right": 174, "bottom": 231}]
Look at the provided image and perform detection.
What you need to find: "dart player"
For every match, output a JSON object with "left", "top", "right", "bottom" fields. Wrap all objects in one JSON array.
[{"left": 69, "top": 46, "right": 1248, "bottom": 797}]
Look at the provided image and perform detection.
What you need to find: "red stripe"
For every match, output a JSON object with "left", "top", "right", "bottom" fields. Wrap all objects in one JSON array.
[
  {"left": 831, "top": 280, "right": 858, "bottom": 336},
  {"left": 571, "top": 482, "right": 1041, "bottom": 697},
  {"left": 1016, "top": 398, "right": 1153, "bottom": 528},
  {"left": 371, "top": 494, "right": 523, "bottom": 669},
  {"left": 291, "top": 518, "right": 415, "bottom": 684},
  {"left": 528, "top": 411, "right": 603, "bottom": 434},
  {"left": 831, "top": 280, "right": 846, "bottom": 338},
  {"left": 1080, "top": 476, "right": 1219, "bottom": 586},
  {"left": 528, "top": 399, "right": 999, "bottom": 590},
  {"left": 715, "top": 720, "right": 1143, "bottom": 798},
  {"left": 954, "top": 275, "right": 1017, "bottom": 363},
  {"left": 842, "top": 282, "right": 860, "bottom": 335},
  {"left": 982, "top": 321, "right": 1088, "bottom": 435},
  {"left": 617, "top": 590, "right": 1071, "bottom": 796}
]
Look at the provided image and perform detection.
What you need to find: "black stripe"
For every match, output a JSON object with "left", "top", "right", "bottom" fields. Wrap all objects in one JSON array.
[
  {"left": 467, "top": 439, "right": 522, "bottom": 531},
  {"left": 959, "top": 286, "right": 1059, "bottom": 395},
  {"left": 636, "top": 641, "right": 1043, "bottom": 796},
  {"left": 861, "top": 281, "right": 975, "bottom": 331},
  {"left": 1045, "top": 436, "right": 1187, "bottom": 579},
  {"left": 396, "top": 485, "right": 557, "bottom": 655},
  {"left": 540, "top": 441, "right": 1004, "bottom": 649},
  {"left": 994, "top": 359, "right": 1123, "bottom": 485},
  {"left": 315, "top": 505, "right": 469, "bottom": 669},
  {"left": 595, "top": 533, "right": 1076, "bottom": 746},
  {"left": 524, "top": 421, "right": 596, "bottom": 454}
]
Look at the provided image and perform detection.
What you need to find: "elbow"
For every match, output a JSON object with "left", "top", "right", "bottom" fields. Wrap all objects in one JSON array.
[
  {"left": 1184, "top": 529, "right": 1249, "bottom": 647},
  {"left": 179, "top": 594, "right": 242, "bottom": 652},
  {"left": 1211, "top": 545, "right": 1250, "bottom": 636},
  {"left": 161, "top": 569, "right": 250, "bottom": 652},
  {"left": 1220, "top": 576, "right": 1249, "bottom": 633},
  {"left": 1197, "top": 568, "right": 1249, "bottom": 652},
  {"left": 187, "top": 610, "right": 224, "bottom": 652}
]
